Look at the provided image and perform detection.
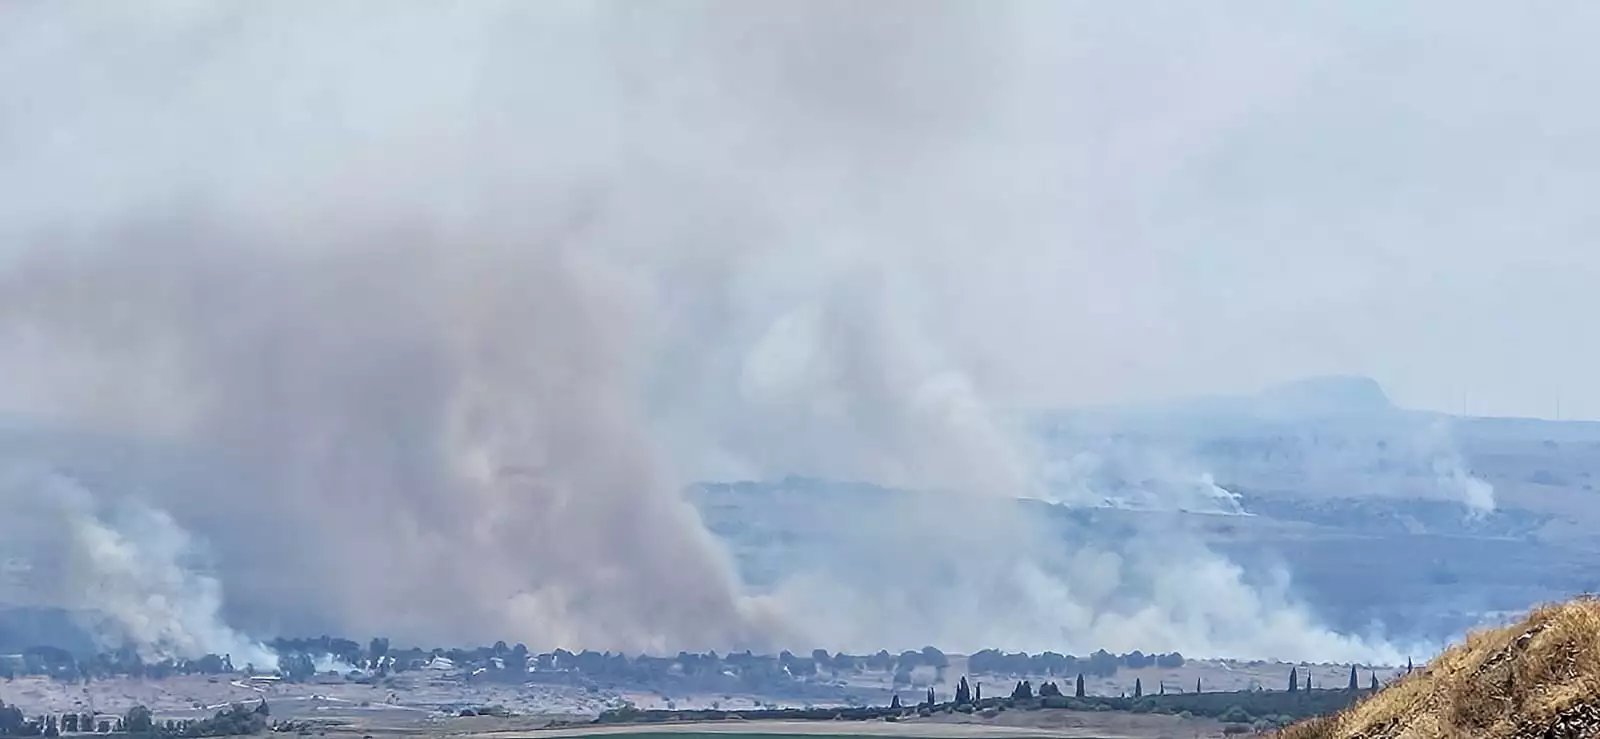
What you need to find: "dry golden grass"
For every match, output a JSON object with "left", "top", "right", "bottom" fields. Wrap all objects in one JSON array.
[{"left": 1280, "top": 596, "right": 1600, "bottom": 739}]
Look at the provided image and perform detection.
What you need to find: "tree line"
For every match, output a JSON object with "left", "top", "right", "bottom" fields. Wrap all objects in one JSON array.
[
  {"left": 598, "top": 669, "right": 1379, "bottom": 733},
  {"left": 965, "top": 648, "right": 1184, "bottom": 678},
  {"left": 2, "top": 638, "right": 1186, "bottom": 684},
  {"left": 0, "top": 699, "right": 269, "bottom": 737}
]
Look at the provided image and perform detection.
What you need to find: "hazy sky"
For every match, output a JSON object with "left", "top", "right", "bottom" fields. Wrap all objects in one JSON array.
[
  {"left": 1, "top": 0, "right": 1588, "bottom": 659},
  {"left": 4, "top": 2, "right": 1597, "bottom": 421}
]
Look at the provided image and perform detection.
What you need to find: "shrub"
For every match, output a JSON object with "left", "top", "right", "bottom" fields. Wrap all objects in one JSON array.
[{"left": 1220, "top": 705, "right": 1252, "bottom": 724}]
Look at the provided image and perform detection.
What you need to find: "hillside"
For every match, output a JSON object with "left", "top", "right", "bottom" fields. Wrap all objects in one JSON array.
[{"left": 1283, "top": 597, "right": 1600, "bottom": 739}]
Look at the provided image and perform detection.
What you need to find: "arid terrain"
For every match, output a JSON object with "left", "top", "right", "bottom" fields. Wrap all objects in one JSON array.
[
  {"left": 1283, "top": 596, "right": 1600, "bottom": 739},
  {"left": 0, "top": 657, "right": 1384, "bottom": 716},
  {"left": 0, "top": 653, "right": 1392, "bottom": 739}
]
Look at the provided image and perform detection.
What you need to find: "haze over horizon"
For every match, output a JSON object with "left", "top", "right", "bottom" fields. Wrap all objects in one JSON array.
[
  {"left": 5, "top": 2, "right": 1600, "bottom": 421},
  {"left": 0, "top": 1, "right": 1595, "bottom": 665}
]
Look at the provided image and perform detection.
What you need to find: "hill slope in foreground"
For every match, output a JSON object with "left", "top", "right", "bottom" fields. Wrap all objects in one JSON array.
[{"left": 1285, "top": 597, "right": 1600, "bottom": 739}]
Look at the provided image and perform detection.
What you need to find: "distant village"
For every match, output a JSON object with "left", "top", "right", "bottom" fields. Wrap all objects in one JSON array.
[
  {"left": 0, "top": 636, "right": 1412, "bottom": 736},
  {"left": 0, "top": 637, "right": 1195, "bottom": 686},
  {"left": 0, "top": 698, "right": 273, "bottom": 738}
]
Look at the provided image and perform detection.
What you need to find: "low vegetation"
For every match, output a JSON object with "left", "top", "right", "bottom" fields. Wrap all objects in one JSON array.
[
  {"left": 1281, "top": 596, "right": 1600, "bottom": 739},
  {"left": 1, "top": 638, "right": 1182, "bottom": 686},
  {"left": 0, "top": 701, "right": 269, "bottom": 737},
  {"left": 590, "top": 686, "right": 1370, "bottom": 732}
]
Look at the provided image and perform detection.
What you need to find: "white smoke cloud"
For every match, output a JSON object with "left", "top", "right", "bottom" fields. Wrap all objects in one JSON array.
[
  {"left": 0, "top": 1, "right": 1462, "bottom": 663},
  {"left": 7, "top": 471, "right": 278, "bottom": 668},
  {"left": 1420, "top": 419, "right": 1497, "bottom": 516},
  {"left": 1039, "top": 445, "right": 1250, "bottom": 515},
  {"left": 66, "top": 505, "right": 280, "bottom": 670},
  {"left": 765, "top": 521, "right": 1416, "bottom": 663}
]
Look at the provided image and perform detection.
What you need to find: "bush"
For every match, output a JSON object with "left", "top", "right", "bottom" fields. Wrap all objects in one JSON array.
[
  {"left": 1219, "top": 705, "right": 1252, "bottom": 724},
  {"left": 171, "top": 703, "right": 270, "bottom": 737},
  {"left": 125, "top": 706, "right": 154, "bottom": 734}
]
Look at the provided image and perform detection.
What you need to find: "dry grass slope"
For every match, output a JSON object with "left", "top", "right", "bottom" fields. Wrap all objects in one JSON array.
[{"left": 1281, "top": 596, "right": 1600, "bottom": 739}]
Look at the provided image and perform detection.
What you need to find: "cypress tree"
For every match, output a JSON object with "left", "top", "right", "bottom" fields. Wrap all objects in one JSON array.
[
  {"left": 1288, "top": 667, "right": 1299, "bottom": 692},
  {"left": 891, "top": 694, "right": 901, "bottom": 710},
  {"left": 975, "top": 682, "right": 981, "bottom": 702},
  {"left": 1306, "top": 671, "right": 1312, "bottom": 692},
  {"left": 1134, "top": 678, "right": 1142, "bottom": 698},
  {"left": 1370, "top": 672, "right": 1379, "bottom": 690},
  {"left": 1075, "top": 673, "right": 1085, "bottom": 698},
  {"left": 1195, "top": 677, "right": 1202, "bottom": 694},
  {"left": 1347, "top": 665, "right": 1358, "bottom": 691},
  {"left": 1158, "top": 680, "right": 1165, "bottom": 696}
]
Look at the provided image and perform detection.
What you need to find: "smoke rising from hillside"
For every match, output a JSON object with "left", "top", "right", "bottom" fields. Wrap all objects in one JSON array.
[
  {"left": 0, "top": 236, "right": 791, "bottom": 653},
  {"left": 0, "top": 468, "right": 278, "bottom": 667},
  {"left": 1421, "top": 420, "right": 1498, "bottom": 516},
  {"left": 0, "top": 2, "right": 1480, "bottom": 662},
  {"left": 57, "top": 478, "right": 280, "bottom": 669}
]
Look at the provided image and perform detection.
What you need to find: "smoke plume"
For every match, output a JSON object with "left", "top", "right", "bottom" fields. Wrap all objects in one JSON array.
[
  {"left": 1420, "top": 420, "right": 1497, "bottom": 517},
  {"left": 61, "top": 483, "right": 280, "bottom": 670},
  {"left": 0, "top": 469, "right": 278, "bottom": 667},
  {"left": 0, "top": 2, "right": 1434, "bottom": 662}
]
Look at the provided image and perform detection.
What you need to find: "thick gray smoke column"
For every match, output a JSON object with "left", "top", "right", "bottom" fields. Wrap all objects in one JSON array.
[
  {"left": 0, "top": 2, "right": 1425, "bottom": 661},
  {"left": 0, "top": 237, "right": 786, "bottom": 651},
  {"left": 0, "top": 1, "right": 1003, "bottom": 651}
]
